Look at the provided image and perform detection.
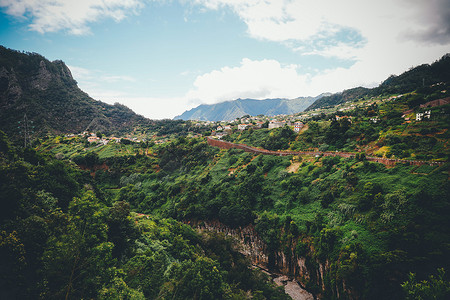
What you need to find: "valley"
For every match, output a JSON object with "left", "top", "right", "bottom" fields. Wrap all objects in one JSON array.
[{"left": 0, "top": 47, "right": 449, "bottom": 299}]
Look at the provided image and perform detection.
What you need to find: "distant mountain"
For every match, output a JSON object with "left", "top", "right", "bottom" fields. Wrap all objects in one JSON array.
[
  {"left": 0, "top": 46, "right": 150, "bottom": 139},
  {"left": 306, "top": 53, "right": 450, "bottom": 111},
  {"left": 175, "top": 95, "right": 326, "bottom": 121}
]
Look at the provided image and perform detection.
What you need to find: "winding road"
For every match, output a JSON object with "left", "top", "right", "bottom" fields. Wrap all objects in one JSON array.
[{"left": 207, "top": 137, "right": 446, "bottom": 167}]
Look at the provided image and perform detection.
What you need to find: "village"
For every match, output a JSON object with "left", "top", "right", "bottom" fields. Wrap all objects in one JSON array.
[{"left": 71, "top": 93, "right": 449, "bottom": 147}]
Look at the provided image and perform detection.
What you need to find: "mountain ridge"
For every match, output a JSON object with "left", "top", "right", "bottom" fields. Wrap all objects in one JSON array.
[
  {"left": 175, "top": 95, "right": 327, "bottom": 121},
  {"left": 0, "top": 46, "right": 150, "bottom": 139},
  {"left": 305, "top": 54, "right": 450, "bottom": 111}
]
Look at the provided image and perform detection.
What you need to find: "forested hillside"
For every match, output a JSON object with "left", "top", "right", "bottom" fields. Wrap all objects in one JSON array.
[
  {"left": 0, "top": 131, "right": 290, "bottom": 299},
  {"left": 306, "top": 54, "right": 450, "bottom": 111},
  {"left": 26, "top": 93, "right": 450, "bottom": 298},
  {"left": 0, "top": 46, "right": 150, "bottom": 139}
]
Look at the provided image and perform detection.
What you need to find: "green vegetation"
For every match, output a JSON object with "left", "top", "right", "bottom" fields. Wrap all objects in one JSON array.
[
  {"left": 225, "top": 90, "right": 449, "bottom": 161},
  {"left": 0, "top": 131, "right": 289, "bottom": 299},
  {"left": 306, "top": 54, "right": 450, "bottom": 111},
  {"left": 29, "top": 130, "right": 447, "bottom": 299},
  {"left": 1, "top": 47, "right": 449, "bottom": 299}
]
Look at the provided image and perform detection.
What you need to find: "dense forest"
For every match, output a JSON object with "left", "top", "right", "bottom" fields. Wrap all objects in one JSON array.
[{"left": 0, "top": 131, "right": 291, "bottom": 299}]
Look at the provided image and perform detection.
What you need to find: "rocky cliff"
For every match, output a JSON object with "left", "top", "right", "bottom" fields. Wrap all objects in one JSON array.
[
  {"left": 192, "top": 220, "right": 352, "bottom": 299},
  {"left": 0, "top": 46, "right": 149, "bottom": 139}
]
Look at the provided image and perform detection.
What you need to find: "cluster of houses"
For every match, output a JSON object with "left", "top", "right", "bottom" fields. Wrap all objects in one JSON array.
[
  {"left": 66, "top": 132, "right": 142, "bottom": 145},
  {"left": 210, "top": 118, "right": 305, "bottom": 139},
  {"left": 268, "top": 120, "right": 305, "bottom": 132}
]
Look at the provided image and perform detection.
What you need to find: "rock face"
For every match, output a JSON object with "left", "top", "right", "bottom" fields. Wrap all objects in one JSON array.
[
  {"left": 0, "top": 66, "right": 22, "bottom": 107},
  {"left": 31, "top": 60, "right": 53, "bottom": 90},
  {"left": 194, "top": 220, "right": 333, "bottom": 299},
  {"left": 0, "top": 46, "right": 149, "bottom": 138}
]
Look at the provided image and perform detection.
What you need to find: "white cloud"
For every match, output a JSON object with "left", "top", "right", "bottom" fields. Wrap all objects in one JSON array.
[
  {"left": 193, "top": 0, "right": 450, "bottom": 61},
  {"left": 68, "top": 65, "right": 135, "bottom": 84},
  {"left": 67, "top": 65, "right": 92, "bottom": 79},
  {"left": 0, "top": 0, "right": 144, "bottom": 34},
  {"left": 185, "top": 0, "right": 449, "bottom": 105},
  {"left": 186, "top": 58, "right": 310, "bottom": 103}
]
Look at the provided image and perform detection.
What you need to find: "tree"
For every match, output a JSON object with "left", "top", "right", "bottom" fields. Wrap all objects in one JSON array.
[
  {"left": 162, "top": 257, "right": 228, "bottom": 299},
  {"left": 41, "top": 191, "right": 113, "bottom": 299},
  {"left": 402, "top": 268, "right": 450, "bottom": 300},
  {"left": 107, "top": 201, "right": 138, "bottom": 259}
]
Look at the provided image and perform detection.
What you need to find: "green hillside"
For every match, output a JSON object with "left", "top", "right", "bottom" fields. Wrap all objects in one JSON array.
[
  {"left": 0, "top": 131, "right": 290, "bottom": 299},
  {"left": 306, "top": 54, "right": 450, "bottom": 111},
  {"left": 28, "top": 94, "right": 450, "bottom": 298},
  {"left": 0, "top": 46, "right": 150, "bottom": 139}
]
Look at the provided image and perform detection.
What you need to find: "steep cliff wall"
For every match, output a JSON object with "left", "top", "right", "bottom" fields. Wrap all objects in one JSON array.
[{"left": 192, "top": 220, "right": 337, "bottom": 299}]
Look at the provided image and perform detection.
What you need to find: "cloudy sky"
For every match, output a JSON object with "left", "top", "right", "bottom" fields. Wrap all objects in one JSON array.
[{"left": 1, "top": 0, "right": 449, "bottom": 119}]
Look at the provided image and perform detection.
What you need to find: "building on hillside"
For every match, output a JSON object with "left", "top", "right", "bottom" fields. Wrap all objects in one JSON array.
[
  {"left": 294, "top": 122, "right": 304, "bottom": 132},
  {"left": 223, "top": 125, "right": 233, "bottom": 131},
  {"left": 238, "top": 124, "right": 249, "bottom": 130},
  {"left": 416, "top": 110, "right": 431, "bottom": 121},
  {"left": 215, "top": 132, "right": 227, "bottom": 139},
  {"left": 369, "top": 117, "right": 380, "bottom": 123},
  {"left": 268, "top": 121, "right": 285, "bottom": 129},
  {"left": 335, "top": 115, "right": 353, "bottom": 123},
  {"left": 255, "top": 121, "right": 265, "bottom": 128},
  {"left": 87, "top": 136, "right": 100, "bottom": 143}
]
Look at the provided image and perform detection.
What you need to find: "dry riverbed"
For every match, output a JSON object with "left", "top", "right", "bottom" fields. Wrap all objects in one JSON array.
[{"left": 273, "top": 275, "right": 314, "bottom": 300}]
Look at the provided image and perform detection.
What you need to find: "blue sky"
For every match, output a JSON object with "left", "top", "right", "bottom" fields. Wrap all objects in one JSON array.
[{"left": 1, "top": 0, "right": 449, "bottom": 119}]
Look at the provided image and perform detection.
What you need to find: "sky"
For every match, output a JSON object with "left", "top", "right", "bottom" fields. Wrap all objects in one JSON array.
[{"left": 1, "top": 0, "right": 449, "bottom": 119}]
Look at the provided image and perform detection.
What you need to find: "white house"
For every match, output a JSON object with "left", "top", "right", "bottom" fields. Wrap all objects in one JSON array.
[
  {"left": 268, "top": 121, "right": 284, "bottom": 129},
  {"left": 238, "top": 124, "right": 249, "bottom": 130},
  {"left": 294, "top": 122, "right": 304, "bottom": 132},
  {"left": 416, "top": 110, "right": 431, "bottom": 121}
]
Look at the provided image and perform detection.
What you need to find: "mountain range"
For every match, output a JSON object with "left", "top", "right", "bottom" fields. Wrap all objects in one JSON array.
[
  {"left": 174, "top": 95, "right": 327, "bottom": 121},
  {"left": 1, "top": 45, "right": 449, "bottom": 137},
  {"left": 174, "top": 54, "right": 450, "bottom": 121}
]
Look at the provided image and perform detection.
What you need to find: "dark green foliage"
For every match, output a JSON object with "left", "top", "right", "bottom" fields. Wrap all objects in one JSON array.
[
  {"left": 306, "top": 87, "right": 370, "bottom": 111},
  {"left": 158, "top": 137, "right": 217, "bottom": 172},
  {"left": 219, "top": 206, "right": 253, "bottom": 227},
  {"left": 0, "top": 132, "right": 289, "bottom": 299},
  {"left": 263, "top": 126, "right": 296, "bottom": 150},
  {"left": 402, "top": 268, "right": 450, "bottom": 300}
]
